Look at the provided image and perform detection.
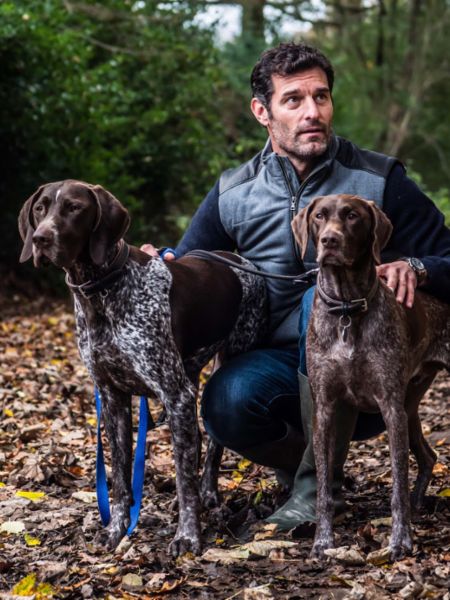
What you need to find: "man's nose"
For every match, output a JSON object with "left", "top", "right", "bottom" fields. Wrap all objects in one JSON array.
[
  {"left": 33, "top": 225, "right": 54, "bottom": 248},
  {"left": 303, "top": 97, "right": 320, "bottom": 120}
]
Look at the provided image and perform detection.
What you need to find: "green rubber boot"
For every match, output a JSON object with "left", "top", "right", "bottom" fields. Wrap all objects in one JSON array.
[
  {"left": 266, "top": 371, "right": 358, "bottom": 530},
  {"left": 237, "top": 423, "right": 306, "bottom": 479}
]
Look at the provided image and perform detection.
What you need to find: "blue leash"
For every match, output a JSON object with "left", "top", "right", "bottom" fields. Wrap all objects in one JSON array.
[{"left": 95, "top": 389, "right": 149, "bottom": 535}]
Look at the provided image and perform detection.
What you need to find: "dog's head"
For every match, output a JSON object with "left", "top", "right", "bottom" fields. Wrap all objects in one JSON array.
[
  {"left": 18, "top": 180, "right": 130, "bottom": 269},
  {"left": 292, "top": 194, "right": 393, "bottom": 268}
]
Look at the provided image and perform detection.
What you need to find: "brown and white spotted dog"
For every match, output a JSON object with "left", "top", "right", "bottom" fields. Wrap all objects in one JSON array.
[
  {"left": 292, "top": 194, "right": 450, "bottom": 561},
  {"left": 18, "top": 180, "right": 267, "bottom": 556}
]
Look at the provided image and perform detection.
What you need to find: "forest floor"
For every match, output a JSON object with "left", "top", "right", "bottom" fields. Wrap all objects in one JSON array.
[{"left": 0, "top": 292, "right": 449, "bottom": 599}]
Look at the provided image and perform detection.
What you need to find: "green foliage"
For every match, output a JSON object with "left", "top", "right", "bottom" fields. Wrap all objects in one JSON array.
[
  {"left": 1, "top": 0, "right": 231, "bottom": 270},
  {"left": 1, "top": 0, "right": 448, "bottom": 285}
]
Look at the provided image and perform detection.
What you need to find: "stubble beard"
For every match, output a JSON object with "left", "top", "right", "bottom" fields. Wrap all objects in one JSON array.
[{"left": 271, "top": 120, "right": 331, "bottom": 162}]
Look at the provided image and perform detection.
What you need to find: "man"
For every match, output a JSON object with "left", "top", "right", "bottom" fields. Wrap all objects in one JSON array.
[{"left": 142, "top": 42, "right": 450, "bottom": 529}]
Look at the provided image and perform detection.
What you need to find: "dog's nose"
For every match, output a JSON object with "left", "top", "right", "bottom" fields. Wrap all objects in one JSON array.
[
  {"left": 33, "top": 228, "right": 54, "bottom": 248},
  {"left": 320, "top": 232, "right": 340, "bottom": 248}
]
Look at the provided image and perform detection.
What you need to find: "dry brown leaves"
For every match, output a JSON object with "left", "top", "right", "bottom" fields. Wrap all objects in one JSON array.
[{"left": 0, "top": 291, "right": 449, "bottom": 599}]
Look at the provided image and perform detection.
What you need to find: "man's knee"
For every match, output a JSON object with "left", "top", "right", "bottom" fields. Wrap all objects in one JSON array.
[{"left": 201, "top": 366, "right": 266, "bottom": 450}]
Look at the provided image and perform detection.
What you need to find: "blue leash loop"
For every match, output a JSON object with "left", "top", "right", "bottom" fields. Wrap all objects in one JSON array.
[{"left": 95, "top": 389, "right": 149, "bottom": 535}]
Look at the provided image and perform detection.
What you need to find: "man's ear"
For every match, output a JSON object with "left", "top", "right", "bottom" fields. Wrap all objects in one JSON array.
[
  {"left": 365, "top": 200, "right": 393, "bottom": 264},
  {"left": 250, "top": 97, "right": 270, "bottom": 127},
  {"left": 87, "top": 185, "right": 130, "bottom": 266},
  {"left": 291, "top": 197, "right": 323, "bottom": 259},
  {"left": 18, "top": 185, "right": 46, "bottom": 263}
]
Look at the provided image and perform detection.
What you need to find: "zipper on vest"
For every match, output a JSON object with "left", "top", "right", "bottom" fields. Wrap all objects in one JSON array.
[{"left": 277, "top": 157, "right": 303, "bottom": 265}]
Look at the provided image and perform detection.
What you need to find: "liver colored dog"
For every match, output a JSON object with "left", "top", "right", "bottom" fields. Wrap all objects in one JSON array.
[{"left": 292, "top": 194, "right": 450, "bottom": 561}]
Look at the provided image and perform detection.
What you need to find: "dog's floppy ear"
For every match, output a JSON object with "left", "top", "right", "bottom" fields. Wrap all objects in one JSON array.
[
  {"left": 18, "top": 185, "right": 46, "bottom": 263},
  {"left": 291, "top": 197, "right": 323, "bottom": 259},
  {"left": 366, "top": 200, "right": 393, "bottom": 264},
  {"left": 88, "top": 185, "right": 130, "bottom": 266}
]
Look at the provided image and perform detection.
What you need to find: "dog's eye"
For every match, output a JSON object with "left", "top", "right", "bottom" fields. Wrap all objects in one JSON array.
[
  {"left": 68, "top": 203, "right": 81, "bottom": 213},
  {"left": 315, "top": 212, "right": 324, "bottom": 220},
  {"left": 347, "top": 212, "right": 358, "bottom": 221},
  {"left": 34, "top": 204, "right": 45, "bottom": 213}
]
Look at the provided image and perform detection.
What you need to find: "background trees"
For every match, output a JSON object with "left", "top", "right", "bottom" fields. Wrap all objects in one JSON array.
[{"left": 2, "top": 0, "right": 449, "bottom": 282}]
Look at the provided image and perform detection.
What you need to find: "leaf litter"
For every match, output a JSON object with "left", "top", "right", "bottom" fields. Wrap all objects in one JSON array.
[{"left": 0, "top": 291, "right": 449, "bottom": 598}]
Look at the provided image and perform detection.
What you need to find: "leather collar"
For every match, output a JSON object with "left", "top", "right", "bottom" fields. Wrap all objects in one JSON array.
[
  {"left": 316, "top": 275, "right": 379, "bottom": 316},
  {"left": 65, "top": 240, "right": 130, "bottom": 299}
]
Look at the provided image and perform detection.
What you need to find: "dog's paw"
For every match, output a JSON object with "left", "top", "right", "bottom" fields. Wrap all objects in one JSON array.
[
  {"left": 389, "top": 538, "right": 413, "bottom": 562},
  {"left": 168, "top": 531, "right": 202, "bottom": 557},
  {"left": 310, "top": 537, "right": 333, "bottom": 559},
  {"left": 94, "top": 524, "right": 127, "bottom": 552}
]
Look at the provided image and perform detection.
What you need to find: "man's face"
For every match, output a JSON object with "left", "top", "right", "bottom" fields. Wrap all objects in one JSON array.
[{"left": 251, "top": 67, "right": 333, "bottom": 163}]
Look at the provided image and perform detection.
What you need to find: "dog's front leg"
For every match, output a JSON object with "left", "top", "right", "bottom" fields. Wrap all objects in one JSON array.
[
  {"left": 311, "top": 391, "right": 336, "bottom": 558},
  {"left": 95, "top": 386, "right": 133, "bottom": 551},
  {"left": 165, "top": 384, "right": 202, "bottom": 557},
  {"left": 382, "top": 399, "right": 413, "bottom": 560}
]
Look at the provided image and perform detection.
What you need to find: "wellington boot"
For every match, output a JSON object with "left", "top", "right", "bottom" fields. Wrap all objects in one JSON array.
[
  {"left": 266, "top": 371, "right": 358, "bottom": 530},
  {"left": 237, "top": 423, "right": 305, "bottom": 478}
]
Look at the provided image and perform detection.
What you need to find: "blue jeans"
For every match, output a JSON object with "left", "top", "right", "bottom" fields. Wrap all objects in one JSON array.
[{"left": 201, "top": 286, "right": 385, "bottom": 451}]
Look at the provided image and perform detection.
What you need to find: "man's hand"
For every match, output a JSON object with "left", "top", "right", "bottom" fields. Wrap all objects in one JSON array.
[
  {"left": 140, "top": 244, "right": 176, "bottom": 261},
  {"left": 376, "top": 261, "right": 417, "bottom": 308}
]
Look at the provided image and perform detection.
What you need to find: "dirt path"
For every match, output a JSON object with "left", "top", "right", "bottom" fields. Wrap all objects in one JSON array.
[{"left": 0, "top": 294, "right": 449, "bottom": 599}]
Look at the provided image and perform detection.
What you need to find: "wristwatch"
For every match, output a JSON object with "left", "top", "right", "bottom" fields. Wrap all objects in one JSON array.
[{"left": 400, "top": 257, "right": 427, "bottom": 286}]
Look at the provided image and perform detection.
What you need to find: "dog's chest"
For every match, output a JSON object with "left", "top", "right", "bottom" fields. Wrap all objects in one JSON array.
[
  {"left": 308, "top": 304, "right": 412, "bottom": 411},
  {"left": 74, "top": 261, "right": 182, "bottom": 396}
]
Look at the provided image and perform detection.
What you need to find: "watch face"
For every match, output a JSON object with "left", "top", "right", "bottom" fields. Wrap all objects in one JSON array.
[{"left": 410, "top": 257, "right": 425, "bottom": 271}]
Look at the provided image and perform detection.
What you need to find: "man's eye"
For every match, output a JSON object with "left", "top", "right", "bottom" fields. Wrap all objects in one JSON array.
[{"left": 315, "top": 93, "right": 329, "bottom": 104}]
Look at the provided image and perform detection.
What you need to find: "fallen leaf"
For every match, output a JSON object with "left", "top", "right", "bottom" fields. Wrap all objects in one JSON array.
[
  {"left": 72, "top": 491, "right": 97, "bottom": 503},
  {"left": 323, "top": 545, "right": 366, "bottom": 565},
  {"left": 399, "top": 581, "right": 423, "bottom": 598},
  {"left": 254, "top": 523, "right": 278, "bottom": 541},
  {"left": 16, "top": 491, "right": 46, "bottom": 503},
  {"left": 201, "top": 547, "right": 250, "bottom": 564},
  {"left": 1, "top": 521, "right": 26, "bottom": 534},
  {"left": 24, "top": 534, "right": 41, "bottom": 547},
  {"left": 243, "top": 583, "right": 274, "bottom": 599},
  {"left": 370, "top": 516, "right": 392, "bottom": 527},
  {"left": 231, "top": 470, "right": 244, "bottom": 484},
  {"left": 437, "top": 487, "right": 450, "bottom": 497},
  {"left": 243, "top": 540, "right": 297, "bottom": 557},
  {"left": 13, "top": 573, "right": 37, "bottom": 596},
  {"left": 121, "top": 573, "right": 143, "bottom": 591},
  {"left": 12, "top": 573, "right": 54, "bottom": 598},
  {"left": 367, "top": 546, "right": 392, "bottom": 565},
  {"left": 238, "top": 458, "right": 252, "bottom": 471},
  {"left": 433, "top": 462, "right": 449, "bottom": 475}
]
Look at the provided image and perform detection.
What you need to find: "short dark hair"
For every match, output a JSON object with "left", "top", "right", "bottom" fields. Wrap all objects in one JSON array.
[{"left": 251, "top": 42, "right": 334, "bottom": 108}]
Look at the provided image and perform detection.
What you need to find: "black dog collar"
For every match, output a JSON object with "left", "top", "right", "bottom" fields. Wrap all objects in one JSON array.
[
  {"left": 316, "top": 276, "right": 379, "bottom": 317},
  {"left": 65, "top": 240, "right": 130, "bottom": 299}
]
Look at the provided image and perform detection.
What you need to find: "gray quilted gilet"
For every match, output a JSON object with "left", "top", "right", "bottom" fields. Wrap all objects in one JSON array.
[{"left": 218, "top": 136, "right": 399, "bottom": 348}]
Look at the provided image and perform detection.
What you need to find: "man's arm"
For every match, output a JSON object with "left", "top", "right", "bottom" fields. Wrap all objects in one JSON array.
[
  {"left": 380, "top": 163, "right": 450, "bottom": 305},
  {"left": 174, "top": 180, "right": 235, "bottom": 256}
]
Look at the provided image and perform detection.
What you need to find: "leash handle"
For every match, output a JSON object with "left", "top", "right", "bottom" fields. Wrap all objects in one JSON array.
[{"left": 95, "top": 389, "right": 149, "bottom": 535}]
